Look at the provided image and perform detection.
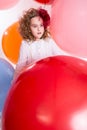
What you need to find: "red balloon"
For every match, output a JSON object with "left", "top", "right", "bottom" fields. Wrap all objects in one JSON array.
[
  {"left": 2, "top": 56, "right": 87, "bottom": 130},
  {"left": 34, "top": 0, "right": 53, "bottom": 4}
]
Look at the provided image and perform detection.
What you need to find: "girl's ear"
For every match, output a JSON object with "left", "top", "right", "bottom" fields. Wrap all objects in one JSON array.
[{"left": 47, "top": 26, "right": 50, "bottom": 32}]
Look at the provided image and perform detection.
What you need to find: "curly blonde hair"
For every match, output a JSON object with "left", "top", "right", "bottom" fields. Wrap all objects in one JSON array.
[{"left": 18, "top": 8, "right": 50, "bottom": 41}]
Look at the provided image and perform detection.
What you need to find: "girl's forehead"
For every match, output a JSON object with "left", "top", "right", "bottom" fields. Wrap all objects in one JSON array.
[{"left": 30, "top": 16, "right": 43, "bottom": 24}]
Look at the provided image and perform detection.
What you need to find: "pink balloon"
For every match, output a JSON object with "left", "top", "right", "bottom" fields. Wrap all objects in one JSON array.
[
  {"left": 0, "top": 0, "right": 19, "bottom": 10},
  {"left": 51, "top": 0, "right": 87, "bottom": 58}
]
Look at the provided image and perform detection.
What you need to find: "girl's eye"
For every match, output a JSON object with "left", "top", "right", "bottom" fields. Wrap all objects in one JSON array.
[
  {"left": 33, "top": 25, "right": 37, "bottom": 28},
  {"left": 31, "top": 24, "right": 44, "bottom": 28},
  {"left": 31, "top": 25, "right": 37, "bottom": 28},
  {"left": 41, "top": 24, "right": 44, "bottom": 27}
]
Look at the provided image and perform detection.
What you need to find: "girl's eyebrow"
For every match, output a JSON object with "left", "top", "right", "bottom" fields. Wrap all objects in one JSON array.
[
  {"left": 30, "top": 23, "right": 38, "bottom": 25},
  {"left": 30, "top": 24, "right": 37, "bottom": 26},
  {"left": 30, "top": 23, "right": 43, "bottom": 26}
]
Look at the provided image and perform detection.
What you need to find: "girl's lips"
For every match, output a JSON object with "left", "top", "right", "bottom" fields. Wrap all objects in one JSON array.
[{"left": 37, "top": 32, "right": 41, "bottom": 35}]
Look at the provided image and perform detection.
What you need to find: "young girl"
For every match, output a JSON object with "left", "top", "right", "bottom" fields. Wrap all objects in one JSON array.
[{"left": 13, "top": 7, "right": 65, "bottom": 80}]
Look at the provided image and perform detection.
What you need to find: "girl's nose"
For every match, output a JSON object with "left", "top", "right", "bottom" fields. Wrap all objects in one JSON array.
[{"left": 37, "top": 26, "right": 40, "bottom": 31}]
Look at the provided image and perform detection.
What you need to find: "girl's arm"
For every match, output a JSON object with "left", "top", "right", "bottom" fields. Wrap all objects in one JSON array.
[
  {"left": 13, "top": 41, "right": 30, "bottom": 82},
  {"left": 50, "top": 38, "right": 66, "bottom": 56}
]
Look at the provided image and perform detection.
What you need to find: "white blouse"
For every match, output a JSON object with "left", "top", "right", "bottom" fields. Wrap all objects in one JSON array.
[{"left": 14, "top": 37, "right": 65, "bottom": 79}]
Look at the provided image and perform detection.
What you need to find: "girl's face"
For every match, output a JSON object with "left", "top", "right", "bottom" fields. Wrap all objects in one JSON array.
[{"left": 30, "top": 16, "right": 45, "bottom": 40}]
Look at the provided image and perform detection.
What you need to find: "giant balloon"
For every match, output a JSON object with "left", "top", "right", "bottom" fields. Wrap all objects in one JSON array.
[
  {"left": 0, "top": 58, "right": 14, "bottom": 116},
  {"left": 51, "top": 0, "right": 87, "bottom": 58},
  {"left": 2, "top": 22, "right": 22, "bottom": 64},
  {"left": 0, "top": 0, "right": 19, "bottom": 10},
  {"left": 2, "top": 56, "right": 87, "bottom": 130}
]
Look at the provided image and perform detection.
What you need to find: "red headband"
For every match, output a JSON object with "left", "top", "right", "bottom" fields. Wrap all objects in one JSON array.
[{"left": 38, "top": 8, "right": 50, "bottom": 28}]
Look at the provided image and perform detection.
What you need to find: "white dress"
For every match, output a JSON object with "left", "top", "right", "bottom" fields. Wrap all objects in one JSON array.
[{"left": 14, "top": 37, "right": 65, "bottom": 79}]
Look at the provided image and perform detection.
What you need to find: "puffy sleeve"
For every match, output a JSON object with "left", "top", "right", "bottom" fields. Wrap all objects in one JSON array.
[
  {"left": 50, "top": 38, "right": 65, "bottom": 56},
  {"left": 13, "top": 40, "right": 31, "bottom": 81}
]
